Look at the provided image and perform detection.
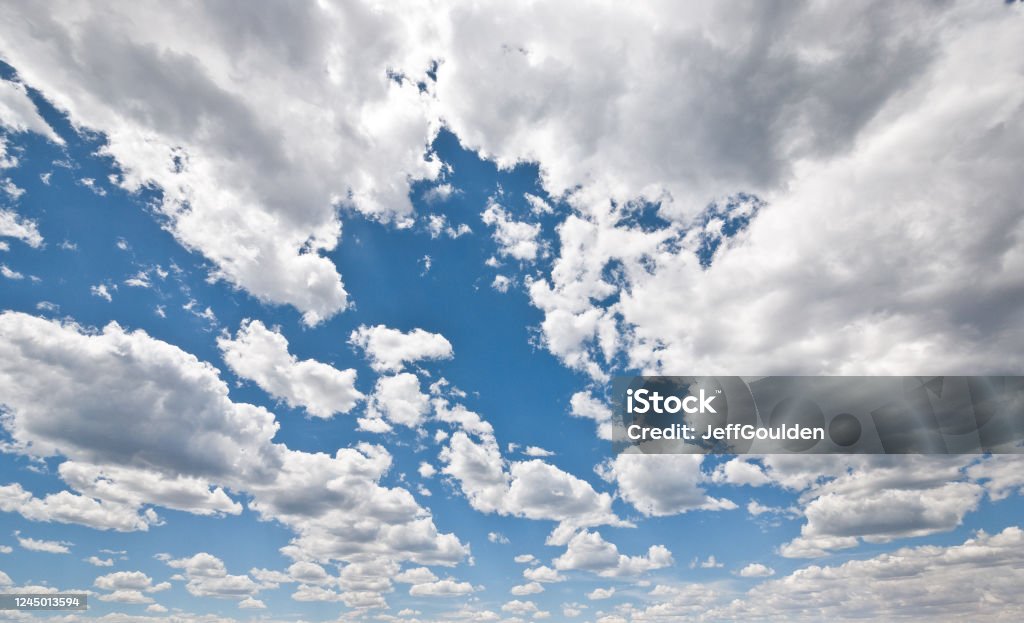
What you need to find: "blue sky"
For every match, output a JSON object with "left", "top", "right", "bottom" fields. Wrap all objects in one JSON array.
[{"left": 1, "top": 3, "right": 1024, "bottom": 622}]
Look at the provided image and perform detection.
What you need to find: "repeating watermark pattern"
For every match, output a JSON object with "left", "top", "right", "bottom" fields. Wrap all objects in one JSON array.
[{"left": 612, "top": 376, "right": 1024, "bottom": 454}]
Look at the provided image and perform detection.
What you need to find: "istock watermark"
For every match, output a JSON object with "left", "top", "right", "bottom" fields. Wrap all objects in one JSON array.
[{"left": 611, "top": 376, "right": 1024, "bottom": 455}]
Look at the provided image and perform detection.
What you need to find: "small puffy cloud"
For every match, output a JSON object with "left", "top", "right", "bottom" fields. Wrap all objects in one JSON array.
[
  {"left": 0, "top": 483, "right": 154, "bottom": 532},
  {"left": 440, "top": 432, "right": 626, "bottom": 541},
  {"left": 422, "top": 183, "right": 457, "bottom": 204},
  {"left": 514, "top": 554, "right": 536, "bottom": 564},
  {"left": 357, "top": 416, "right": 393, "bottom": 434},
  {"left": 2, "top": 178, "right": 24, "bottom": 200},
  {"left": 85, "top": 556, "right": 114, "bottom": 567},
  {"left": 166, "top": 553, "right": 262, "bottom": 599},
  {"left": 482, "top": 202, "right": 542, "bottom": 261},
  {"left": 524, "top": 193, "right": 552, "bottom": 215},
  {"left": 488, "top": 532, "right": 510, "bottom": 545},
  {"left": 778, "top": 535, "right": 861, "bottom": 560},
  {"left": 16, "top": 533, "right": 71, "bottom": 554},
  {"left": 737, "top": 563, "right": 775, "bottom": 578},
  {"left": 523, "top": 446, "right": 554, "bottom": 457},
  {"left": 287, "top": 561, "right": 332, "bottom": 585},
  {"left": 569, "top": 392, "right": 614, "bottom": 441},
  {"left": 124, "top": 271, "right": 151, "bottom": 288},
  {"left": 746, "top": 500, "right": 793, "bottom": 518},
  {"left": 418, "top": 462, "right": 437, "bottom": 478},
  {"left": 218, "top": 319, "right": 363, "bottom": 418},
  {"left": 690, "top": 555, "right": 723, "bottom": 569},
  {"left": 340, "top": 590, "right": 388, "bottom": 609},
  {"left": 94, "top": 570, "right": 170, "bottom": 593},
  {"left": 248, "top": 567, "right": 292, "bottom": 588},
  {"left": 291, "top": 584, "right": 343, "bottom": 602},
  {"left": 511, "top": 582, "right": 544, "bottom": 596},
  {"left": 238, "top": 597, "right": 266, "bottom": 609},
  {"left": 711, "top": 459, "right": 771, "bottom": 487},
  {"left": 586, "top": 587, "right": 615, "bottom": 600},
  {"left": 366, "top": 372, "right": 430, "bottom": 428},
  {"left": 166, "top": 552, "right": 227, "bottom": 578},
  {"left": 0, "top": 208, "right": 43, "bottom": 248},
  {"left": 1, "top": 264, "right": 23, "bottom": 279},
  {"left": 408, "top": 578, "right": 477, "bottom": 596},
  {"left": 597, "top": 454, "right": 735, "bottom": 517},
  {"left": 0, "top": 79, "right": 60, "bottom": 141},
  {"left": 433, "top": 399, "right": 494, "bottom": 437},
  {"left": 349, "top": 324, "right": 454, "bottom": 373},
  {"left": 90, "top": 283, "right": 112, "bottom": 302},
  {"left": 183, "top": 299, "right": 216, "bottom": 324},
  {"left": 427, "top": 213, "right": 471, "bottom": 238},
  {"left": 522, "top": 566, "right": 565, "bottom": 584},
  {"left": 491, "top": 274, "right": 511, "bottom": 293},
  {"left": 395, "top": 567, "right": 438, "bottom": 585},
  {"left": 553, "top": 530, "right": 673, "bottom": 578}
]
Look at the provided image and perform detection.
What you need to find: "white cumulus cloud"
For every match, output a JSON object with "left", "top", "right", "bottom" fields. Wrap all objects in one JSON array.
[
  {"left": 349, "top": 324, "right": 454, "bottom": 373},
  {"left": 218, "top": 319, "right": 363, "bottom": 419}
]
